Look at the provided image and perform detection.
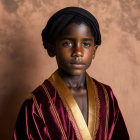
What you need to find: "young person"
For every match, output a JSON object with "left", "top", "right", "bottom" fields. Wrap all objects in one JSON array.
[{"left": 13, "top": 7, "right": 129, "bottom": 140}]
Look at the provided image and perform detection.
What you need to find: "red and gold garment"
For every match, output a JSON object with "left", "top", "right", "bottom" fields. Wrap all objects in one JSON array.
[{"left": 13, "top": 70, "right": 129, "bottom": 140}]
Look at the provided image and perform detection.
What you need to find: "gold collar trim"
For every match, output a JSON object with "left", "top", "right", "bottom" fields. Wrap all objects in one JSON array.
[{"left": 48, "top": 70, "right": 100, "bottom": 140}]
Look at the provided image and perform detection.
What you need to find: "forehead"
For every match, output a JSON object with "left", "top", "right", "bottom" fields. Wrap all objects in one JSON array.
[{"left": 58, "top": 23, "right": 94, "bottom": 38}]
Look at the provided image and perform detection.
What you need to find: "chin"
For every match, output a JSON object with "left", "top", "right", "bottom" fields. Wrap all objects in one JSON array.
[{"left": 67, "top": 69, "right": 85, "bottom": 76}]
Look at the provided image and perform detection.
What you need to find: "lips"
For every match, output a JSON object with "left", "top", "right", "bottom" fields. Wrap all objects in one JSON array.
[{"left": 70, "top": 62, "right": 85, "bottom": 68}]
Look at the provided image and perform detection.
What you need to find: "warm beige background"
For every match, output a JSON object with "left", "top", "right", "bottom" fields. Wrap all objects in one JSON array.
[{"left": 0, "top": 0, "right": 140, "bottom": 139}]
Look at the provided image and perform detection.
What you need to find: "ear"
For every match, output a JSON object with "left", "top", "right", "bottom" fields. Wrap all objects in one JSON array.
[
  {"left": 92, "top": 46, "right": 98, "bottom": 59},
  {"left": 46, "top": 43, "right": 56, "bottom": 57}
]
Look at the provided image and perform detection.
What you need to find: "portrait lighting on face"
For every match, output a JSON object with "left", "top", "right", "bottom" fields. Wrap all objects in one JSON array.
[{"left": 54, "top": 23, "right": 96, "bottom": 76}]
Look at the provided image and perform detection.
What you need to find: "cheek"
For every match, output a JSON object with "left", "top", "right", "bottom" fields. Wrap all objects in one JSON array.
[
  {"left": 55, "top": 49, "right": 71, "bottom": 65},
  {"left": 59, "top": 49, "right": 71, "bottom": 59},
  {"left": 84, "top": 49, "right": 94, "bottom": 60}
]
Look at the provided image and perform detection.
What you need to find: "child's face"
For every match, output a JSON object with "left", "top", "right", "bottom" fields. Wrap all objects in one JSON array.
[{"left": 54, "top": 23, "right": 97, "bottom": 76}]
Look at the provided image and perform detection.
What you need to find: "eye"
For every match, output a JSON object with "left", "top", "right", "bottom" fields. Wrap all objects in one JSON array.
[
  {"left": 62, "top": 41, "right": 73, "bottom": 48},
  {"left": 82, "top": 42, "right": 91, "bottom": 48}
]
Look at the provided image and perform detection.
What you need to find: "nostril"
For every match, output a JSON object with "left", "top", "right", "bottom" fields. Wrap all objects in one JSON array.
[{"left": 72, "top": 48, "right": 83, "bottom": 57}]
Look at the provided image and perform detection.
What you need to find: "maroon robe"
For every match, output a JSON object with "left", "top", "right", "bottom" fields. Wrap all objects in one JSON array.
[{"left": 13, "top": 71, "right": 129, "bottom": 140}]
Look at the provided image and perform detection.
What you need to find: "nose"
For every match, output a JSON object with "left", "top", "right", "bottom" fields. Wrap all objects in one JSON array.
[{"left": 71, "top": 44, "right": 83, "bottom": 57}]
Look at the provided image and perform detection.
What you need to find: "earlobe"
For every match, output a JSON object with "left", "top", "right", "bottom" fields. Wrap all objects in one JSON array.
[
  {"left": 92, "top": 46, "right": 97, "bottom": 59},
  {"left": 92, "top": 53, "right": 95, "bottom": 59},
  {"left": 46, "top": 43, "right": 56, "bottom": 57}
]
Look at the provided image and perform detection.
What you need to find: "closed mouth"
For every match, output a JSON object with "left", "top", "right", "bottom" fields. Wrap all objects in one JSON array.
[
  {"left": 70, "top": 62, "right": 85, "bottom": 68},
  {"left": 70, "top": 62, "right": 85, "bottom": 65}
]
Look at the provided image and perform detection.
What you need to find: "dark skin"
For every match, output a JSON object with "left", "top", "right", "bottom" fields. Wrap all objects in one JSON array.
[{"left": 48, "top": 23, "right": 97, "bottom": 124}]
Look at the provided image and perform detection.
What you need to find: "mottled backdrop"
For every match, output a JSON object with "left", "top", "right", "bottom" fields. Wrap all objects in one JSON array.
[{"left": 0, "top": 0, "right": 140, "bottom": 139}]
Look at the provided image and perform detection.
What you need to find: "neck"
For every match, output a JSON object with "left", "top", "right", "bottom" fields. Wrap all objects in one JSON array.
[{"left": 58, "top": 69, "right": 86, "bottom": 88}]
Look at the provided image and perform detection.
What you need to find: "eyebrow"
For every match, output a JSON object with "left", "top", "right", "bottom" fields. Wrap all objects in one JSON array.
[
  {"left": 83, "top": 38, "right": 93, "bottom": 41},
  {"left": 60, "top": 37, "right": 94, "bottom": 41}
]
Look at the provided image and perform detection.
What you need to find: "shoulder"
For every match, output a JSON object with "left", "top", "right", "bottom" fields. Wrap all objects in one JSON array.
[
  {"left": 19, "top": 97, "right": 35, "bottom": 112},
  {"left": 92, "top": 77, "right": 113, "bottom": 94},
  {"left": 91, "top": 77, "right": 121, "bottom": 124},
  {"left": 31, "top": 79, "right": 53, "bottom": 97},
  {"left": 91, "top": 77, "right": 119, "bottom": 108},
  {"left": 16, "top": 97, "right": 37, "bottom": 122},
  {"left": 19, "top": 80, "right": 48, "bottom": 115},
  {"left": 18, "top": 95, "right": 45, "bottom": 122}
]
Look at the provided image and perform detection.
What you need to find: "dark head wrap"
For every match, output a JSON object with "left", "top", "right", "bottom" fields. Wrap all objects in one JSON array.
[{"left": 42, "top": 7, "right": 101, "bottom": 49}]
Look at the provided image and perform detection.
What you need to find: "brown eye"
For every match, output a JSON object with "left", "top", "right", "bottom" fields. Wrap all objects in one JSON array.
[
  {"left": 82, "top": 42, "right": 91, "bottom": 48},
  {"left": 62, "top": 41, "right": 73, "bottom": 47}
]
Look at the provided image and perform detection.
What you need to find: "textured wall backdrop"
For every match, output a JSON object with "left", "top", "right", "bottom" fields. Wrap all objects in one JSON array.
[{"left": 0, "top": 0, "right": 140, "bottom": 139}]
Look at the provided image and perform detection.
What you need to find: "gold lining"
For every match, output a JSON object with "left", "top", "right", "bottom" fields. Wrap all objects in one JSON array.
[
  {"left": 31, "top": 94, "right": 46, "bottom": 124},
  {"left": 41, "top": 84, "right": 68, "bottom": 140},
  {"left": 48, "top": 70, "right": 100, "bottom": 140},
  {"left": 100, "top": 83, "right": 109, "bottom": 140},
  {"left": 86, "top": 75, "right": 100, "bottom": 139},
  {"left": 49, "top": 77, "right": 83, "bottom": 140}
]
